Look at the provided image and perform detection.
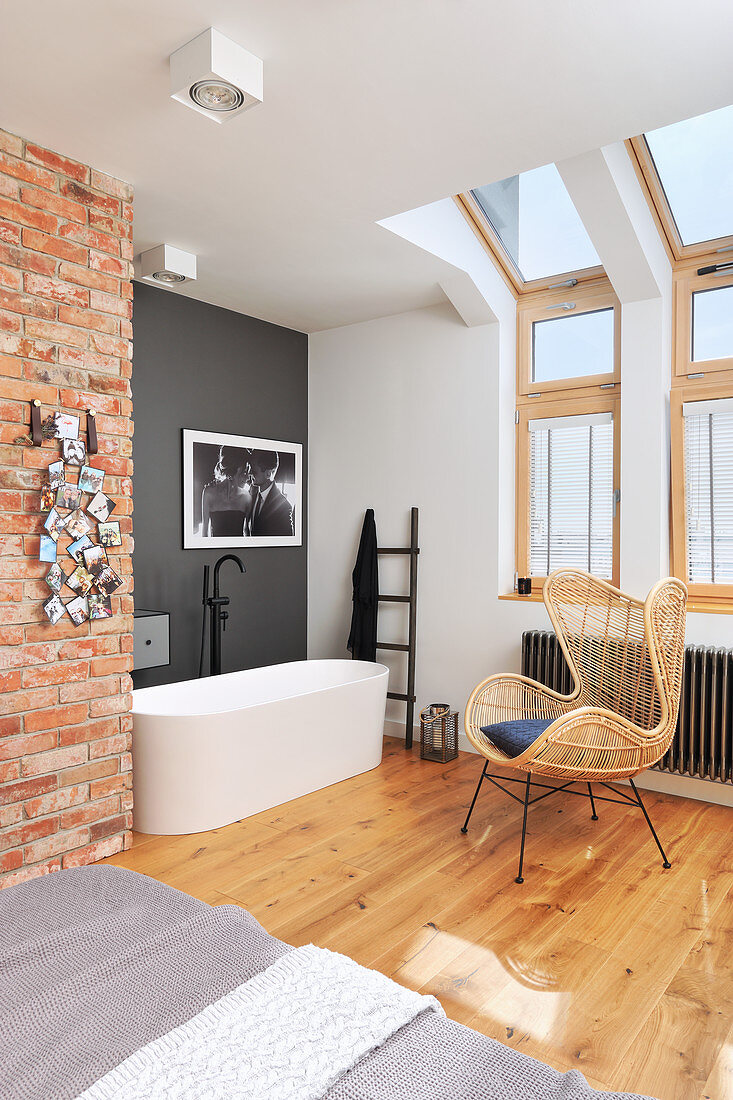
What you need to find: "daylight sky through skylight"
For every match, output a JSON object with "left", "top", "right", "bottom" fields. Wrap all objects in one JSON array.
[
  {"left": 645, "top": 104, "right": 733, "bottom": 246},
  {"left": 472, "top": 163, "right": 600, "bottom": 282}
]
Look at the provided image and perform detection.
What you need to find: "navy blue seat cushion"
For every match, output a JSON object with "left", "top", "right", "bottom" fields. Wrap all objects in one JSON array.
[{"left": 479, "top": 718, "right": 553, "bottom": 758}]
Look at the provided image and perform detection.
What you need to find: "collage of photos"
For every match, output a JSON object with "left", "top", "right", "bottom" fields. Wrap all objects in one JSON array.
[{"left": 38, "top": 412, "right": 123, "bottom": 627}]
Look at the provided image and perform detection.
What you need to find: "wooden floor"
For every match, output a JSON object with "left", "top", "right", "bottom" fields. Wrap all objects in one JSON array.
[{"left": 103, "top": 738, "right": 733, "bottom": 1099}]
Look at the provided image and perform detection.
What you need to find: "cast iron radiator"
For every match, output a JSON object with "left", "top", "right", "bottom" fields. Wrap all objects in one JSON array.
[{"left": 521, "top": 630, "right": 733, "bottom": 784}]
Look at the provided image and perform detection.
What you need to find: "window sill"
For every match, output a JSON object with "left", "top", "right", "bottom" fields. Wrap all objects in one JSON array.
[
  {"left": 687, "top": 598, "right": 733, "bottom": 616},
  {"left": 498, "top": 591, "right": 544, "bottom": 604}
]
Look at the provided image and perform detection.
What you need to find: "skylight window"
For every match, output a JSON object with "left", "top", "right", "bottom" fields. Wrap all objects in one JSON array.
[
  {"left": 471, "top": 163, "right": 600, "bottom": 283},
  {"left": 644, "top": 104, "right": 733, "bottom": 247}
]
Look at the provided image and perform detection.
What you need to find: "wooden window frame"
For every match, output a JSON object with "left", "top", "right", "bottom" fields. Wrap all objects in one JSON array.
[
  {"left": 626, "top": 136, "right": 733, "bottom": 265},
  {"left": 629, "top": 128, "right": 733, "bottom": 609},
  {"left": 670, "top": 384, "right": 733, "bottom": 605},
  {"left": 516, "top": 393, "right": 621, "bottom": 588},
  {"left": 517, "top": 282, "right": 620, "bottom": 399},
  {"left": 673, "top": 264, "right": 733, "bottom": 381}
]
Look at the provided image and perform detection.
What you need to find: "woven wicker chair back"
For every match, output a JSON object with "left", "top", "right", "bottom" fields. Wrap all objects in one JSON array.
[{"left": 545, "top": 571, "right": 687, "bottom": 742}]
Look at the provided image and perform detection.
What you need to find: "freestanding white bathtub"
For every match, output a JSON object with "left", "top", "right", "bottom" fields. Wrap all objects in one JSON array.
[{"left": 132, "top": 659, "right": 389, "bottom": 835}]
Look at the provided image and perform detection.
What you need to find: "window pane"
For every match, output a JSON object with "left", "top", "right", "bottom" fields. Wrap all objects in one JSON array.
[
  {"left": 532, "top": 308, "right": 614, "bottom": 384},
  {"left": 645, "top": 104, "right": 733, "bottom": 246},
  {"left": 692, "top": 285, "right": 733, "bottom": 362},
  {"left": 529, "top": 419, "right": 613, "bottom": 578},
  {"left": 684, "top": 410, "right": 733, "bottom": 583},
  {"left": 472, "top": 163, "right": 600, "bottom": 282}
]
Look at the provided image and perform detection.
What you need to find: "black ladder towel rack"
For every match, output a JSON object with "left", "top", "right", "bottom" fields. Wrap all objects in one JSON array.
[{"left": 376, "top": 507, "right": 419, "bottom": 749}]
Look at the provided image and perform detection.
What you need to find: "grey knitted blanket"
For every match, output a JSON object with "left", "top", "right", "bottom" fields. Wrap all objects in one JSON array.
[{"left": 0, "top": 866, "right": 650, "bottom": 1100}]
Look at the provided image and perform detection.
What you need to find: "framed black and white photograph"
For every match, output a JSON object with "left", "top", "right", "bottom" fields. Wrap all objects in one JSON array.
[{"left": 182, "top": 429, "right": 302, "bottom": 549}]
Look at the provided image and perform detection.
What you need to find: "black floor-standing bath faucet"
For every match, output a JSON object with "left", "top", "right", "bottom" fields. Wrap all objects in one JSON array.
[{"left": 201, "top": 555, "right": 246, "bottom": 676}]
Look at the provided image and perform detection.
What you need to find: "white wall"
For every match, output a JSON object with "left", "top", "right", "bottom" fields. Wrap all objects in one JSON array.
[{"left": 308, "top": 302, "right": 550, "bottom": 730}]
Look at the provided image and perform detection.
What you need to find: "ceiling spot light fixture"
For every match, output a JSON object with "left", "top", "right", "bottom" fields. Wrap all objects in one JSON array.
[
  {"left": 170, "top": 28, "right": 263, "bottom": 123},
  {"left": 137, "top": 245, "right": 197, "bottom": 289}
]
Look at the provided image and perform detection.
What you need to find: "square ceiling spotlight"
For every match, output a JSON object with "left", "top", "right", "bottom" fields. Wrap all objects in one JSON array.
[
  {"left": 170, "top": 28, "right": 263, "bottom": 123},
  {"left": 137, "top": 245, "right": 197, "bottom": 288}
]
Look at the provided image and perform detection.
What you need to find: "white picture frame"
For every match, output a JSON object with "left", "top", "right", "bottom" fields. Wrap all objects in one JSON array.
[{"left": 182, "top": 428, "right": 302, "bottom": 549}]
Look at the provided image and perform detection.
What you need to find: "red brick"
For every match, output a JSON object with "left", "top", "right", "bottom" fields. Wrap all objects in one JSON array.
[
  {"left": 0, "top": 816, "right": 58, "bottom": 853},
  {"left": 58, "top": 262, "right": 118, "bottom": 295},
  {"left": 20, "top": 186, "right": 87, "bottom": 225},
  {"left": 0, "top": 669, "right": 21, "bottom": 693},
  {"left": 89, "top": 812, "right": 129, "bottom": 842},
  {"left": 0, "top": 311, "right": 22, "bottom": 334},
  {"left": 60, "top": 181, "right": 119, "bottom": 217},
  {"left": 0, "top": 730, "right": 57, "bottom": 762},
  {"left": 0, "top": 859, "right": 62, "bottom": 888},
  {"left": 0, "top": 263, "right": 22, "bottom": 290},
  {"left": 0, "top": 761, "right": 19, "bottom": 783},
  {"left": 89, "top": 288, "right": 130, "bottom": 318},
  {"left": 0, "top": 773, "right": 57, "bottom": 806},
  {"left": 59, "top": 717, "right": 118, "bottom": 747},
  {"left": 0, "top": 805, "right": 22, "bottom": 828},
  {"left": 0, "top": 195, "right": 57, "bottom": 235},
  {"left": 24, "top": 703, "right": 88, "bottom": 733},
  {"left": 0, "top": 715, "right": 21, "bottom": 738},
  {"left": 0, "top": 850, "right": 22, "bottom": 874},
  {"left": 0, "top": 241, "right": 57, "bottom": 276},
  {"left": 89, "top": 170, "right": 133, "bottom": 202},
  {"left": 1, "top": 338, "right": 55, "bottom": 368},
  {"left": 0, "top": 686, "right": 57, "bottom": 716},
  {"left": 57, "top": 223, "right": 118, "bottom": 256},
  {"left": 57, "top": 636, "right": 119, "bottom": 660},
  {"left": 23, "top": 272, "right": 88, "bottom": 307},
  {"left": 90, "top": 656, "right": 131, "bottom": 677},
  {"left": 89, "top": 772, "right": 130, "bottom": 799},
  {"left": 60, "top": 795, "right": 118, "bottom": 830},
  {"left": 89, "top": 251, "right": 128, "bottom": 279},
  {"left": 89, "top": 733, "right": 129, "bottom": 759},
  {"left": 58, "top": 303, "right": 118, "bottom": 335},
  {"left": 62, "top": 833, "right": 124, "bottom": 868},
  {"left": 0, "top": 642, "right": 57, "bottom": 670},
  {"left": 22, "top": 661, "right": 88, "bottom": 688},
  {"left": 58, "top": 758, "right": 117, "bottom": 787},
  {"left": 21, "top": 743, "right": 88, "bottom": 777},
  {"left": 24, "top": 317, "right": 88, "bottom": 348},
  {"left": 59, "top": 676, "right": 118, "bottom": 704},
  {"left": 89, "top": 693, "right": 130, "bottom": 718},
  {"left": 25, "top": 144, "right": 89, "bottom": 184},
  {"left": 58, "top": 387, "right": 118, "bottom": 415},
  {"left": 0, "top": 286, "right": 57, "bottom": 319},
  {"left": 0, "top": 220, "right": 21, "bottom": 245},
  {"left": 24, "top": 826, "right": 89, "bottom": 865},
  {"left": 0, "top": 152, "right": 56, "bottom": 191},
  {"left": 23, "top": 784, "right": 88, "bottom": 819},
  {"left": 22, "top": 227, "right": 88, "bottom": 265},
  {"left": 0, "top": 130, "right": 23, "bottom": 158}
]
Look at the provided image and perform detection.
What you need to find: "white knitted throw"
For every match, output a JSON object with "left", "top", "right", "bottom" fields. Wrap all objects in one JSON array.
[{"left": 75, "top": 944, "right": 443, "bottom": 1100}]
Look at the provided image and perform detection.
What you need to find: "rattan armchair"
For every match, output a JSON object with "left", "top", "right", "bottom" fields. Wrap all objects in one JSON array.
[{"left": 461, "top": 569, "right": 687, "bottom": 883}]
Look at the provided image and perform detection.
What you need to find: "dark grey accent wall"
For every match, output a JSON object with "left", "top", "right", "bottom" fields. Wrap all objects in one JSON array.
[{"left": 131, "top": 282, "right": 308, "bottom": 688}]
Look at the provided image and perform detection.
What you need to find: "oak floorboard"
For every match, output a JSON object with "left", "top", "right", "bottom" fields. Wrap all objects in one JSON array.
[{"left": 102, "top": 738, "right": 733, "bottom": 1098}]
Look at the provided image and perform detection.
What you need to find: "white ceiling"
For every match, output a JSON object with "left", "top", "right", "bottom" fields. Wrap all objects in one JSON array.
[{"left": 2, "top": 2, "right": 733, "bottom": 333}]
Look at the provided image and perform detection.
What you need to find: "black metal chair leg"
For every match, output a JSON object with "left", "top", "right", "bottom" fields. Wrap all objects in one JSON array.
[
  {"left": 515, "top": 772, "right": 532, "bottom": 884},
  {"left": 587, "top": 783, "right": 598, "bottom": 820},
  {"left": 461, "top": 763, "right": 488, "bottom": 833},
  {"left": 629, "top": 778, "right": 671, "bottom": 868}
]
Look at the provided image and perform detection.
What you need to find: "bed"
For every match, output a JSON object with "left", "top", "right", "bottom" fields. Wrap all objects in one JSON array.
[{"left": 0, "top": 866, "right": 650, "bottom": 1100}]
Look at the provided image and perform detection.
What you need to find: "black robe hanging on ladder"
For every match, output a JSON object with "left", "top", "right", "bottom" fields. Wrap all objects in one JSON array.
[{"left": 347, "top": 508, "right": 378, "bottom": 662}]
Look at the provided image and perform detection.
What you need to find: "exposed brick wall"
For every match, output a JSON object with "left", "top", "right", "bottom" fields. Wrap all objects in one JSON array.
[{"left": 0, "top": 128, "right": 134, "bottom": 887}]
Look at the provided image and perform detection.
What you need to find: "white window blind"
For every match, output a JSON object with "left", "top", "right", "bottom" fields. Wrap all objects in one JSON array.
[
  {"left": 683, "top": 399, "right": 733, "bottom": 583},
  {"left": 529, "top": 412, "right": 614, "bottom": 577}
]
